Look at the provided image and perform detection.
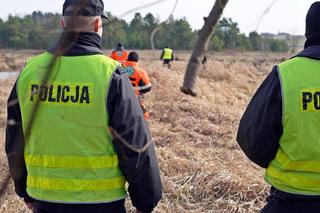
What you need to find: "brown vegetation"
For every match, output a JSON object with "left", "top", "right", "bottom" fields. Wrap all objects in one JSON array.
[
  {"left": 0, "top": 50, "right": 41, "bottom": 71},
  {"left": 0, "top": 50, "right": 290, "bottom": 212}
]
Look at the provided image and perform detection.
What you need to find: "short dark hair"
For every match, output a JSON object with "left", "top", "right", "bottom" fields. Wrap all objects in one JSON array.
[{"left": 128, "top": 51, "right": 139, "bottom": 62}]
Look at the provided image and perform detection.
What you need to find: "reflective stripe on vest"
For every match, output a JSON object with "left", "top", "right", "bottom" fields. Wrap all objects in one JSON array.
[
  {"left": 27, "top": 175, "right": 125, "bottom": 191},
  {"left": 163, "top": 48, "right": 173, "bottom": 60},
  {"left": 265, "top": 57, "right": 320, "bottom": 195},
  {"left": 25, "top": 154, "right": 119, "bottom": 169},
  {"left": 17, "top": 52, "right": 127, "bottom": 203}
]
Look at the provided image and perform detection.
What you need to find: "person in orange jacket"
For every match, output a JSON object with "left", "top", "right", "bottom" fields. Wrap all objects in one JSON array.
[
  {"left": 110, "top": 43, "right": 128, "bottom": 64},
  {"left": 123, "top": 51, "right": 152, "bottom": 119}
]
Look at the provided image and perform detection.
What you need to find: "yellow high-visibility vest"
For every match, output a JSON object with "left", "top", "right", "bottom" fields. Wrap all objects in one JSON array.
[
  {"left": 17, "top": 52, "right": 127, "bottom": 203},
  {"left": 163, "top": 48, "right": 173, "bottom": 60},
  {"left": 265, "top": 57, "right": 320, "bottom": 195}
]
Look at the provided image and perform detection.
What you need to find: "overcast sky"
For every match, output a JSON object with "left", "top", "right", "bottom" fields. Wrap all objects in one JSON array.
[{"left": 0, "top": 0, "right": 316, "bottom": 35}]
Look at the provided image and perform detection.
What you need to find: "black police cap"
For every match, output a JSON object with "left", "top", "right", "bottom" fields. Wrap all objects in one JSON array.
[{"left": 63, "top": 0, "right": 110, "bottom": 21}]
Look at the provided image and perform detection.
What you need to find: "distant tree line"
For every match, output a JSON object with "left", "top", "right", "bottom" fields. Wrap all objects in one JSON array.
[
  {"left": 210, "top": 18, "right": 289, "bottom": 52},
  {"left": 0, "top": 11, "right": 288, "bottom": 52}
]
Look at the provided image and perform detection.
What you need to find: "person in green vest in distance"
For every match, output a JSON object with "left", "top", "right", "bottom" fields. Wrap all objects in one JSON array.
[
  {"left": 237, "top": 2, "right": 320, "bottom": 212},
  {"left": 160, "top": 46, "right": 174, "bottom": 69},
  {"left": 5, "top": 0, "right": 162, "bottom": 212}
]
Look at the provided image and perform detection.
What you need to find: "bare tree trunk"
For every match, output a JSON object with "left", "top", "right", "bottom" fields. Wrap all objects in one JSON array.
[{"left": 181, "top": 0, "right": 229, "bottom": 96}]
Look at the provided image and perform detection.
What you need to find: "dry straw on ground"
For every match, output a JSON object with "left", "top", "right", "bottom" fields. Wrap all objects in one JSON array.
[{"left": 0, "top": 50, "right": 290, "bottom": 213}]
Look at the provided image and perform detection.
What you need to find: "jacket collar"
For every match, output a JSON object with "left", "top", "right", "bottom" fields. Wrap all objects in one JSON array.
[
  {"left": 304, "top": 31, "right": 320, "bottom": 49},
  {"left": 124, "top": 61, "right": 138, "bottom": 67},
  {"left": 48, "top": 32, "right": 103, "bottom": 56},
  {"left": 116, "top": 47, "right": 124, "bottom": 51},
  {"left": 296, "top": 45, "right": 320, "bottom": 60}
]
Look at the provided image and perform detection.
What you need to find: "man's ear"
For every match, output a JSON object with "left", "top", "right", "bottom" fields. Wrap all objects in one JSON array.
[
  {"left": 60, "top": 18, "right": 65, "bottom": 28},
  {"left": 94, "top": 18, "right": 101, "bottom": 32}
]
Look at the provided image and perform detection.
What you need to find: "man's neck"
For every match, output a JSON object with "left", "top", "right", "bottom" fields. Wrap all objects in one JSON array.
[{"left": 48, "top": 32, "right": 103, "bottom": 56}]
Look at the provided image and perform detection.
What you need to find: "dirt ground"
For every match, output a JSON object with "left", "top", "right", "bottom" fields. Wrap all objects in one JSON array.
[{"left": 0, "top": 49, "right": 291, "bottom": 212}]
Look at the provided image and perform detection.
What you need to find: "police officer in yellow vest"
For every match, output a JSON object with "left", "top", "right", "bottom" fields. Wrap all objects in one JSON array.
[
  {"left": 160, "top": 46, "right": 174, "bottom": 69},
  {"left": 5, "top": 0, "right": 162, "bottom": 212},
  {"left": 237, "top": 2, "right": 320, "bottom": 212}
]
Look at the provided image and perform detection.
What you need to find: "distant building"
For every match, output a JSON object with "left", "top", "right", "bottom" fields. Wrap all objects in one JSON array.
[{"left": 261, "top": 32, "right": 306, "bottom": 51}]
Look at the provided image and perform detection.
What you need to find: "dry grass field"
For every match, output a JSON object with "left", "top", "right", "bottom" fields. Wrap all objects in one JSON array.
[{"left": 0, "top": 49, "right": 291, "bottom": 212}]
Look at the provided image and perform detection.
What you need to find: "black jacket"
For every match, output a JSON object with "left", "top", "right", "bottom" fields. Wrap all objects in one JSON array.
[
  {"left": 237, "top": 45, "right": 320, "bottom": 200},
  {"left": 237, "top": 45, "right": 320, "bottom": 169},
  {"left": 5, "top": 32, "right": 162, "bottom": 212}
]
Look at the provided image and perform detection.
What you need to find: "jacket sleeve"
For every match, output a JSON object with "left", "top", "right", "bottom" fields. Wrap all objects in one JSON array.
[
  {"left": 107, "top": 68, "right": 162, "bottom": 212},
  {"left": 138, "top": 70, "right": 152, "bottom": 95},
  {"left": 5, "top": 82, "right": 34, "bottom": 202},
  {"left": 236, "top": 66, "right": 283, "bottom": 168}
]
